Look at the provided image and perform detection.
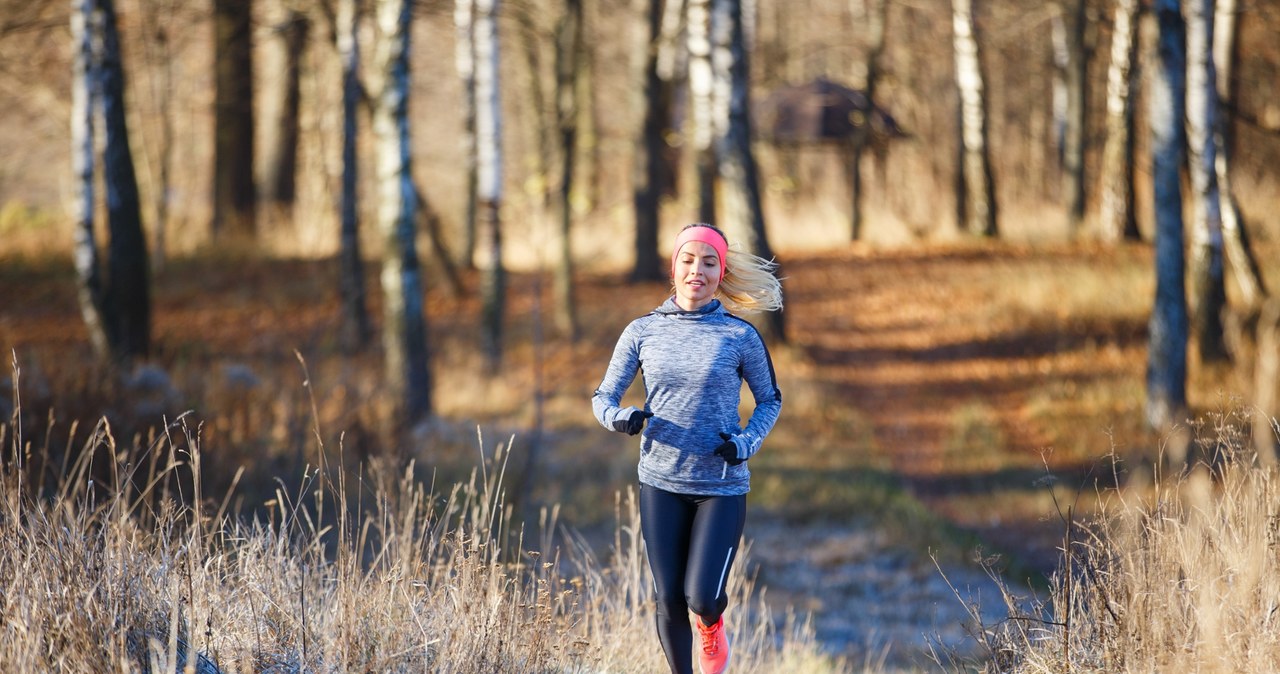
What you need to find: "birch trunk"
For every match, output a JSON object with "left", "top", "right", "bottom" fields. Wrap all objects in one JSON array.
[
  {"left": 455, "top": 0, "right": 479, "bottom": 268},
  {"left": 687, "top": 0, "right": 716, "bottom": 225},
  {"left": 338, "top": 0, "right": 371, "bottom": 351},
  {"left": 1098, "top": 0, "right": 1140, "bottom": 242},
  {"left": 71, "top": 0, "right": 109, "bottom": 361},
  {"left": 1061, "top": 0, "right": 1087, "bottom": 233},
  {"left": 475, "top": 0, "right": 506, "bottom": 371},
  {"left": 1146, "top": 0, "right": 1188, "bottom": 431},
  {"left": 99, "top": 0, "right": 151, "bottom": 364},
  {"left": 374, "top": 0, "right": 431, "bottom": 422},
  {"left": 1185, "top": 0, "right": 1227, "bottom": 363},
  {"left": 951, "top": 0, "right": 997, "bottom": 237},
  {"left": 711, "top": 0, "right": 784, "bottom": 341},
  {"left": 1212, "top": 0, "right": 1266, "bottom": 307}
]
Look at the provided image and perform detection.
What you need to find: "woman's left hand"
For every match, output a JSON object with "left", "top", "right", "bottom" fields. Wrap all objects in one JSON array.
[{"left": 714, "top": 433, "right": 747, "bottom": 465}]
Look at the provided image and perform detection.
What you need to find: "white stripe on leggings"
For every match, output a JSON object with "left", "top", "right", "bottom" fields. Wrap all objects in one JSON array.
[{"left": 715, "top": 546, "right": 734, "bottom": 600}]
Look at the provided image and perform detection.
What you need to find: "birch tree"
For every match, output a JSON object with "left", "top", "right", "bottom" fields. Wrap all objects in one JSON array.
[
  {"left": 1146, "top": 0, "right": 1188, "bottom": 431},
  {"left": 951, "top": 0, "right": 997, "bottom": 237},
  {"left": 711, "top": 0, "right": 783, "bottom": 341},
  {"left": 687, "top": 0, "right": 716, "bottom": 225},
  {"left": 213, "top": 0, "right": 256, "bottom": 240},
  {"left": 476, "top": 0, "right": 506, "bottom": 371},
  {"left": 455, "top": 0, "right": 479, "bottom": 269},
  {"left": 1212, "top": 0, "right": 1266, "bottom": 307},
  {"left": 373, "top": 0, "right": 431, "bottom": 422},
  {"left": 1185, "top": 0, "right": 1227, "bottom": 362},
  {"left": 98, "top": 0, "right": 150, "bottom": 363},
  {"left": 72, "top": 0, "right": 109, "bottom": 360},
  {"left": 71, "top": 0, "right": 151, "bottom": 366},
  {"left": 338, "top": 0, "right": 371, "bottom": 351},
  {"left": 1098, "top": 0, "right": 1140, "bottom": 242}
]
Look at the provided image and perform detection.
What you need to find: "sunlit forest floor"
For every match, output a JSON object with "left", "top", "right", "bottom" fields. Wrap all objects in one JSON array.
[{"left": 2, "top": 237, "right": 1275, "bottom": 668}]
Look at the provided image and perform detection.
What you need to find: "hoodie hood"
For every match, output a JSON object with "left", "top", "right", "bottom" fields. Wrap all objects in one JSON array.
[{"left": 653, "top": 297, "right": 724, "bottom": 316}]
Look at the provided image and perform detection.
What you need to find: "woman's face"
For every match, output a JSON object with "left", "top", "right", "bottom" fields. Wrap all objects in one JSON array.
[{"left": 673, "top": 240, "right": 722, "bottom": 311}]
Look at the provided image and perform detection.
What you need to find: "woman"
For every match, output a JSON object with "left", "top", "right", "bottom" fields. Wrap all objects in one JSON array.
[{"left": 592, "top": 223, "right": 783, "bottom": 674}]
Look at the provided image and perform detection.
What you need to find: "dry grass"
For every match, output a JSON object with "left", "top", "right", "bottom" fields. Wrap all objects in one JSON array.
[
  {"left": 952, "top": 410, "right": 1280, "bottom": 672},
  {"left": 0, "top": 402, "right": 850, "bottom": 673}
]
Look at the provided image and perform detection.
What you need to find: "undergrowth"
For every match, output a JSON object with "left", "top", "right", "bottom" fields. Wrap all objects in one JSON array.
[
  {"left": 946, "top": 408, "right": 1280, "bottom": 672},
  {"left": 0, "top": 380, "right": 849, "bottom": 673}
]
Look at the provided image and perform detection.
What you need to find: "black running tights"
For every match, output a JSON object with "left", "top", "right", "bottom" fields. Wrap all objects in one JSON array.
[{"left": 639, "top": 483, "right": 746, "bottom": 674}]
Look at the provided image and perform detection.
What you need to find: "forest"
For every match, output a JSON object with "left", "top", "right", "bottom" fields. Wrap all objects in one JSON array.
[{"left": 2, "top": 0, "right": 1280, "bottom": 671}]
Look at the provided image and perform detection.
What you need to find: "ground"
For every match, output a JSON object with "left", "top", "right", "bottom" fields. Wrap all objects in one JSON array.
[{"left": 2, "top": 239, "right": 1260, "bottom": 669}]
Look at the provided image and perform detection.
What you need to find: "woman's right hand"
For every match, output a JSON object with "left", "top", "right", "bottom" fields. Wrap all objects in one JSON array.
[{"left": 613, "top": 409, "right": 654, "bottom": 435}]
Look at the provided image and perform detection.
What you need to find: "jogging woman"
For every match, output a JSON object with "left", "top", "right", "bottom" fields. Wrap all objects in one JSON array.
[{"left": 592, "top": 223, "right": 783, "bottom": 674}]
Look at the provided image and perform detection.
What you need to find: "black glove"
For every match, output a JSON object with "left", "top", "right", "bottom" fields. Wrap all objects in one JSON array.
[
  {"left": 714, "top": 432, "right": 746, "bottom": 466},
  {"left": 613, "top": 409, "right": 653, "bottom": 435}
]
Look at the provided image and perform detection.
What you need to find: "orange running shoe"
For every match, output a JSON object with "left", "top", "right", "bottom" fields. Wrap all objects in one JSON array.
[{"left": 696, "top": 616, "right": 731, "bottom": 674}]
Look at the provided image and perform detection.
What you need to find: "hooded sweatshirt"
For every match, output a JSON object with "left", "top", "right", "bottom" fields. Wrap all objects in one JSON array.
[{"left": 592, "top": 298, "right": 782, "bottom": 496}]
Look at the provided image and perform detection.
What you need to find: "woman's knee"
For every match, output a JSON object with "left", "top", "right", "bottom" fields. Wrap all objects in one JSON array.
[{"left": 685, "top": 590, "right": 725, "bottom": 619}]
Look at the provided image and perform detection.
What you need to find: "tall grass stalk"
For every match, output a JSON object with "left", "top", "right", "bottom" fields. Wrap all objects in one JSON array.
[
  {"left": 0, "top": 401, "right": 847, "bottom": 672},
  {"left": 958, "top": 412, "right": 1280, "bottom": 672}
]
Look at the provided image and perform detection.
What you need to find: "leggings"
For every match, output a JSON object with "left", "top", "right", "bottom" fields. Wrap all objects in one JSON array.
[{"left": 639, "top": 483, "right": 746, "bottom": 674}]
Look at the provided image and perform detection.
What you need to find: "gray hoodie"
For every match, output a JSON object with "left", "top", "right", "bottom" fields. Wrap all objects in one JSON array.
[{"left": 592, "top": 298, "right": 782, "bottom": 495}]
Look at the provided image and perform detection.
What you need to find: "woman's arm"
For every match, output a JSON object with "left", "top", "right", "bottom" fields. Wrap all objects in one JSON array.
[
  {"left": 592, "top": 321, "right": 646, "bottom": 431},
  {"left": 733, "top": 328, "right": 782, "bottom": 459}
]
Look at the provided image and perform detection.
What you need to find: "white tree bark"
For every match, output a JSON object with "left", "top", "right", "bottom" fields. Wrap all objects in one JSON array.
[
  {"left": 71, "top": 0, "right": 109, "bottom": 360},
  {"left": 475, "top": 0, "right": 505, "bottom": 370},
  {"left": 1098, "top": 0, "right": 1139, "bottom": 242},
  {"left": 455, "top": 0, "right": 479, "bottom": 266},
  {"left": 374, "top": 0, "right": 431, "bottom": 421},
  {"left": 951, "top": 0, "right": 997, "bottom": 236},
  {"left": 1185, "top": 0, "right": 1227, "bottom": 361},
  {"left": 687, "top": 0, "right": 716, "bottom": 223},
  {"left": 1211, "top": 0, "right": 1266, "bottom": 307}
]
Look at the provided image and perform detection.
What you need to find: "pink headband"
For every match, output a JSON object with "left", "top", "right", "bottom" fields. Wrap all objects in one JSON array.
[{"left": 671, "top": 226, "right": 729, "bottom": 283}]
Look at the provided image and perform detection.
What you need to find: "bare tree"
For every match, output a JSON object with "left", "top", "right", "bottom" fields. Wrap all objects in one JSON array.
[
  {"left": 1185, "top": 0, "right": 1227, "bottom": 363},
  {"left": 1212, "top": 0, "right": 1266, "bottom": 308},
  {"left": 135, "top": 0, "right": 180, "bottom": 270},
  {"left": 262, "top": 8, "right": 309, "bottom": 211},
  {"left": 455, "top": 0, "right": 479, "bottom": 269},
  {"left": 1055, "top": 0, "right": 1089, "bottom": 234},
  {"left": 476, "top": 0, "right": 505, "bottom": 371},
  {"left": 213, "top": 0, "right": 257, "bottom": 240},
  {"left": 72, "top": 0, "right": 109, "bottom": 360},
  {"left": 711, "top": 0, "right": 783, "bottom": 341},
  {"left": 631, "top": 0, "right": 667, "bottom": 282},
  {"left": 554, "top": 0, "right": 584, "bottom": 336},
  {"left": 71, "top": 0, "right": 151, "bottom": 366},
  {"left": 1098, "top": 0, "right": 1140, "bottom": 242},
  {"left": 850, "top": 0, "right": 887, "bottom": 240},
  {"left": 687, "top": 0, "right": 716, "bottom": 225},
  {"left": 337, "top": 0, "right": 371, "bottom": 352},
  {"left": 373, "top": 0, "right": 431, "bottom": 423},
  {"left": 951, "top": 0, "right": 997, "bottom": 237},
  {"left": 1146, "top": 0, "right": 1188, "bottom": 432}
]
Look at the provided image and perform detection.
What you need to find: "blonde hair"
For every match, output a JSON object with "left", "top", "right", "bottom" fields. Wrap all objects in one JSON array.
[
  {"left": 719, "top": 245, "right": 784, "bottom": 313},
  {"left": 670, "top": 223, "right": 784, "bottom": 314}
]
